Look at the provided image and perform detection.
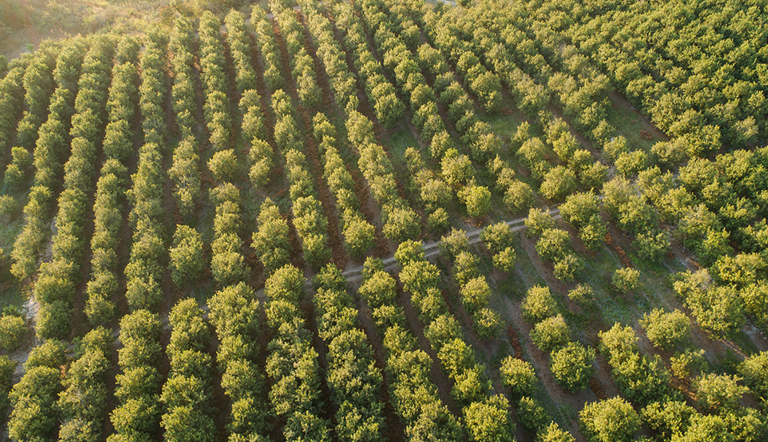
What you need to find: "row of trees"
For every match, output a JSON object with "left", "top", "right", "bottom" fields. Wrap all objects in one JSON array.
[
  {"left": 168, "top": 17, "right": 201, "bottom": 219},
  {"left": 160, "top": 300, "right": 216, "bottom": 441},
  {"left": 299, "top": 4, "right": 387, "bottom": 257},
  {"left": 225, "top": 10, "right": 258, "bottom": 94},
  {"left": 85, "top": 37, "right": 141, "bottom": 326},
  {"left": 14, "top": 47, "right": 57, "bottom": 148},
  {"left": 264, "top": 265, "right": 330, "bottom": 440},
  {"left": 302, "top": 0, "right": 358, "bottom": 111},
  {"left": 209, "top": 283, "right": 269, "bottom": 439},
  {"left": 199, "top": 12, "right": 233, "bottom": 151},
  {"left": 439, "top": 228, "right": 503, "bottom": 338},
  {"left": 525, "top": 208, "right": 583, "bottom": 282},
  {"left": 125, "top": 35, "right": 168, "bottom": 312},
  {"left": 346, "top": 110, "right": 421, "bottom": 242},
  {"left": 480, "top": 221, "right": 518, "bottom": 273},
  {"left": 0, "top": 66, "right": 25, "bottom": 159},
  {"left": 4, "top": 47, "right": 56, "bottom": 190},
  {"left": 313, "top": 264, "right": 386, "bottom": 441},
  {"left": 252, "top": 5, "right": 284, "bottom": 93},
  {"left": 365, "top": 1, "right": 509, "bottom": 220},
  {"left": 314, "top": 113, "right": 376, "bottom": 257},
  {"left": 598, "top": 323, "right": 677, "bottom": 407},
  {"left": 357, "top": 257, "right": 463, "bottom": 440},
  {"left": 356, "top": 0, "right": 488, "bottom": 222},
  {"left": 333, "top": 1, "right": 404, "bottom": 128},
  {"left": 499, "top": 355, "right": 573, "bottom": 439},
  {"left": 272, "top": 90, "right": 331, "bottom": 269},
  {"left": 210, "top": 183, "right": 249, "bottom": 286},
  {"left": 520, "top": 284, "right": 597, "bottom": 393},
  {"left": 33, "top": 36, "right": 115, "bottom": 340},
  {"left": 7, "top": 340, "right": 65, "bottom": 440},
  {"left": 566, "top": 0, "right": 765, "bottom": 150},
  {"left": 426, "top": 0, "right": 617, "bottom": 207},
  {"left": 109, "top": 310, "right": 164, "bottom": 440},
  {"left": 58, "top": 327, "right": 113, "bottom": 441},
  {"left": 394, "top": 240, "right": 515, "bottom": 441},
  {"left": 224, "top": 11, "right": 275, "bottom": 188},
  {"left": 253, "top": 198, "right": 292, "bottom": 276},
  {"left": 275, "top": 8, "right": 322, "bottom": 107},
  {"left": 10, "top": 39, "right": 87, "bottom": 282},
  {"left": 200, "top": 13, "right": 249, "bottom": 289},
  {"left": 596, "top": 321, "right": 764, "bottom": 441},
  {"left": 403, "top": 147, "right": 453, "bottom": 232},
  {"left": 396, "top": 0, "right": 501, "bottom": 115}
]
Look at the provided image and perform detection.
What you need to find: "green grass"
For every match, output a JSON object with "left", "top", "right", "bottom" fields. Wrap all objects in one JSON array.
[{"left": 604, "top": 103, "right": 659, "bottom": 153}]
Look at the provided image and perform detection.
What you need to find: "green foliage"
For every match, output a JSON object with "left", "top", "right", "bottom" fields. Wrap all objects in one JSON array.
[
  {"left": 538, "top": 422, "right": 575, "bottom": 442},
  {"left": 464, "top": 395, "right": 515, "bottom": 442},
  {"left": 530, "top": 314, "right": 570, "bottom": 352},
  {"left": 696, "top": 373, "right": 749, "bottom": 413},
  {"left": 641, "top": 400, "right": 696, "bottom": 440},
  {"left": 0, "top": 314, "right": 26, "bottom": 350},
  {"left": 504, "top": 180, "right": 534, "bottom": 213},
  {"left": 207, "top": 149, "right": 239, "bottom": 182},
  {"left": 482, "top": 222, "right": 514, "bottom": 254},
  {"left": 383, "top": 206, "right": 421, "bottom": 242},
  {"left": 671, "top": 413, "right": 732, "bottom": 442},
  {"left": 536, "top": 229, "right": 571, "bottom": 262},
  {"left": 540, "top": 166, "right": 577, "bottom": 202},
  {"left": 674, "top": 272, "right": 745, "bottom": 336},
  {"left": 493, "top": 247, "right": 517, "bottom": 273},
  {"left": 0, "top": 356, "right": 16, "bottom": 415},
  {"left": 460, "top": 183, "right": 491, "bottom": 218},
  {"left": 739, "top": 352, "right": 768, "bottom": 400},
  {"left": 550, "top": 342, "right": 595, "bottom": 392},
  {"left": 640, "top": 309, "right": 691, "bottom": 350},
  {"left": 633, "top": 231, "right": 670, "bottom": 261},
  {"left": 473, "top": 308, "right": 502, "bottom": 339},
  {"left": 169, "top": 225, "right": 205, "bottom": 289},
  {"left": 265, "top": 264, "right": 305, "bottom": 306},
  {"left": 568, "top": 284, "right": 594, "bottom": 306},
  {"left": 525, "top": 208, "right": 555, "bottom": 237},
  {"left": 8, "top": 366, "right": 62, "bottom": 442},
  {"left": 599, "top": 323, "right": 639, "bottom": 358},
  {"left": 518, "top": 396, "right": 549, "bottom": 433},
  {"left": 670, "top": 349, "right": 707, "bottom": 381},
  {"left": 521, "top": 285, "right": 558, "bottom": 324},
  {"left": 453, "top": 252, "right": 480, "bottom": 287},
  {"left": 612, "top": 267, "right": 640, "bottom": 293},
  {"left": 560, "top": 192, "right": 600, "bottom": 229},
  {"left": 579, "top": 397, "right": 641, "bottom": 442},
  {"left": 439, "top": 228, "right": 469, "bottom": 259},
  {"left": 460, "top": 277, "right": 491, "bottom": 315}
]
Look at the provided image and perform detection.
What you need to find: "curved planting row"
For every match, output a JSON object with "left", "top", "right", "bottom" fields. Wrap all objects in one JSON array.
[
  {"left": 264, "top": 264, "right": 329, "bottom": 440},
  {"left": 313, "top": 264, "right": 386, "bottom": 440},
  {"left": 85, "top": 37, "right": 141, "bottom": 326},
  {"left": 331, "top": 1, "right": 404, "bottom": 128},
  {"left": 124, "top": 36, "right": 168, "bottom": 313},
  {"left": 0, "top": 66, "right": 25, "bottom": 159},
  {"left": 168, "top": 17, "right": 201, "bottom": 219},
  {"left": 252, "top": 5, "right": 284, "bottom": 93},
  {"left": 270, "top": 89, "right": 331, "bottom": 270},
  {"left": 33, "top": 37, "right": 115, "bottom": 340},
  {"left": 394, "top": 240, "right": 515, "bottom": 441},
  {"left": 10, "top": 40, "right": 87, "bottom": 282},
  {"left": 224, "top": 10, "right": 274, "bottom": 189},
  {"left": 357, "top": 257, "right": 462, "bottom": 440}
]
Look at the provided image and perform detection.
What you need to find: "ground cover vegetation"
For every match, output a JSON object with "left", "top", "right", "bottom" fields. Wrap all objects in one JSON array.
[{"left": 0, "top": 0, "right": 766, "bottom": 440}]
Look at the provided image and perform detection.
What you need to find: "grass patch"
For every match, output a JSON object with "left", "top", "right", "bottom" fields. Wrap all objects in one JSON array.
[{"left": 604, "top": 103, "right": 658, "bottom": 153}]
